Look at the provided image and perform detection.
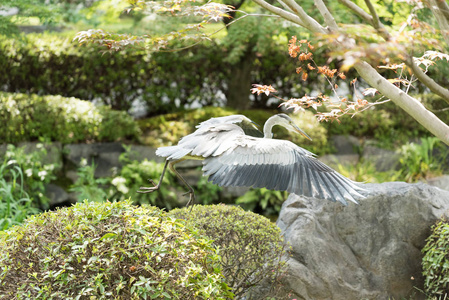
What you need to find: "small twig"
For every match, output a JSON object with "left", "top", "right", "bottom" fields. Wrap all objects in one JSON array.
[
  {"left": 364, "top": 0, "right": 380, "bottom": 29},
  {"left": 337, "top": 0, "right": 373, "bottom": 24},
  {"left": 158, "top": 13, "right": 280, "bottom": 53},
  {"left": 407, "top": 57, "right": 449, "bottom": 105},
  {"left": 432, "top": 107, "right": 449, "bottom": 113}
]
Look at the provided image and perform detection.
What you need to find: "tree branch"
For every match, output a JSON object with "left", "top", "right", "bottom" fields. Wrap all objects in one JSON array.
[
  {"left": 406, "top": 57, "right": 449, "bottom": 105},
  {"left": 363, "top": 0, "right": 380, "bottom": 29},
  {"left": 337, "top": 0, "right": 373, "bottom": 24},
  {"left": 354, "top": 61, "right": 449, "bottom": 146},
  {"left": 252, "top": 0, "right": 307, "bottom": 27},
  {"left": 253, "top": 0, "right": 449, "bottom": 145},
  {"left": 314, "top": 0, "right": 339, "bottom": 31},
  {"left": 435, "top": 0, "right": 449, "bottom": 23},
  {"left": 277, "top": 0, "right": 294, "bottom": 13},
  {"left": 427, "top": 0, "right": 449, "bottom": 47},
  {"left": 337, "top": 0, "right": 389, "bottom": 39},
  {"left": 280, "top": 0, "right": 328, "bottom": 33}
]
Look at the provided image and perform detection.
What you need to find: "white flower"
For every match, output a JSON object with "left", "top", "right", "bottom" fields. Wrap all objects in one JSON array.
[
  {"left": 38, "top": 170, "right": 48, "bottom": 180},
  {"left": 25, "top": 168, "right": 33, "bottom": 177},
  {"left": 111, "top": 176, "right": 129, "bottom": 194},
  {"left": 80, "top": 158, "right": 88, "bottom": 167},
  {"left": 6, "top": 160, "right": 17, "bottom": 166}
]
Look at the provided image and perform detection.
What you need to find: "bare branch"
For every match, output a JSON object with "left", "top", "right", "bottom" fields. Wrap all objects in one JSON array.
[
  {"left": 252, "top": 0, "right": 307, "bottom": 27},
  {"left": 427, "top": 0, "right": 449, "bottom": 47},
  {"left": 406, "top": 57, "right": 449, "bottom": 105},
  {"left": 338, "top": 0, "right": 389, "bottom": 39},
  {"left": 363, "top": 0, "right": 380, "bottom": 29},
  {"left": 277, "top": 0, "right": 294, "bottom": 13},
  {"left": 434, "top": 0, "right": 449, "bottom": 23},
  {"left": 280, "top": 0, "right": 328, "bottom": 33},
  {"left": 354, "top": 61, "right": 449, "bottom": 146},
  {"left": 159, "top": 13, "right": 280, "bottom": 52},
  {"left": 314, "top": 0, "right": 339, "bottom": 31},
  {"left": 337, "top": 0, "right": 373, "bottom": 24}
]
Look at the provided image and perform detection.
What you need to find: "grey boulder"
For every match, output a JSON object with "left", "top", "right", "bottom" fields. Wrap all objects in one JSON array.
[{"left": 277, "top": 182, "right": 449, "bottom": 300}]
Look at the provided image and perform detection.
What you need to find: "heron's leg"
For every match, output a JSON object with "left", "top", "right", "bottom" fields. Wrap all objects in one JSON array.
[
  {"left": 168, "top": 160, "right": 196, "bottom": 207},
  {"left": 137, "top": 160, "right": 169, "bottom": 193}
]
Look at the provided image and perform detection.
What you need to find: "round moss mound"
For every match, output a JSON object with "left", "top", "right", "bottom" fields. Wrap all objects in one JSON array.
[
  {"left": 422, "top": 219, "right": 449, "bottom": 297},
  {"left": 0, "top": 201, "right": 232, "bottom": 299},
  {"left": 168, "top": 205, "right": 288, "bottom": 299}
]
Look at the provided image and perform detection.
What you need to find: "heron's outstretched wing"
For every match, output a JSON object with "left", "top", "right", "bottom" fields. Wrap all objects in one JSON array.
[
  {"left": 156, "top": 124, "right": 245, "bottom": 160},
  {"left": 196, "top": 115, "right": 263, "bottom": 137},
  {"left": 202, "top": 136, "right": 365, "bottom": 205}
]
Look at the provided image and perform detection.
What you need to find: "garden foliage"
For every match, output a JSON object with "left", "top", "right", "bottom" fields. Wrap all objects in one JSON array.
[
  {"left": 0, "top": 144, "right": 57, "bottom": 220},
  {"left": 0, "top": 146, "right": 42, "bottom": 230},
  {"left": 422, "top": 219, "right": 449, "bottom": 297},
  {"left": 0, "top": 33, "right": 305, "bottom": 114},
  {"left": 0, "top": 92, "right": 140, "bottom": 144},
  {"left": 0, "top": 200, "right": 233, "bottom": 299},
  {"left": 168, "top": 205, "right": 288, "bottom": 299},
  {"left": 69, "top": 152, "right": 222, "bottom": 209}
]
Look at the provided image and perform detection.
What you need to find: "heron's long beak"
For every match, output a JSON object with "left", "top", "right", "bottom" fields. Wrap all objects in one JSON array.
[
  {"left": 251, "top": 120, "right": 261, "bottom": 130},
  {"left": 292, "top": 123, "right": 312, "bottom": 141}
]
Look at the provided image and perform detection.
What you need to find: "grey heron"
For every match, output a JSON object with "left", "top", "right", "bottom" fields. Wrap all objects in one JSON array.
[{"left": 138, "top": 113, "right": 365, "bottom": 206}]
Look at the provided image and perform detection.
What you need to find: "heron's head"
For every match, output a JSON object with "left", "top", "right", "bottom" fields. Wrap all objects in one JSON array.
[{"left": 275, "top": 114, "right": 312, "bottom": 141}]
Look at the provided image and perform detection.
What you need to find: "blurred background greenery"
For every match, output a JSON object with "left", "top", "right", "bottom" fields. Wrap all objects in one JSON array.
[{"left": 1, "top": 0, "right": 448, "bottom": 229}]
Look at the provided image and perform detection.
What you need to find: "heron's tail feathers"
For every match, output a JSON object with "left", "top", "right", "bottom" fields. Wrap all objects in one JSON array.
[{"left": 156, "top": 146, "right": 191, "bottom": 160}]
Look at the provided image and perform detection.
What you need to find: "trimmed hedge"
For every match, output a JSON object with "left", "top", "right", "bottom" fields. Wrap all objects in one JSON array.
[
  {"left": 168, "top": 205, "right": 289, "bottom": 299},
  {"left": 0, "top": 33, "right": 303, "bottom": 114},
  {"left": 0, "top": 92, "right": 141, "bottom": 143},
  {"left": 0, "top": 200, "right": 233, "bottom": 299}
]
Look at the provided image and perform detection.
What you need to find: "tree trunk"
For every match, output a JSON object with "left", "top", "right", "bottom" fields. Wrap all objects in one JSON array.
[{"left": 225, "top": 52, "right": 254, "bottom": 110}]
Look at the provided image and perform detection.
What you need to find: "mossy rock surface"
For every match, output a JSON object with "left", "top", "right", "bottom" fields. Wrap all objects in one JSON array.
[{"left": 0, "top": 200, "right": 232, "bottom": 299}]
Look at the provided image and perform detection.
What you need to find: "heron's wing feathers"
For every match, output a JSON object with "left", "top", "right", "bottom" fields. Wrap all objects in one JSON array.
[
  {"left": 202, "top": 137, "right": 365, "bottom": 205},
  {"left": 156, "top": 124, "right": 245, "bottom": 160},
  {"left": 196, "top": 115, "right": 262, "bottom": 137}
]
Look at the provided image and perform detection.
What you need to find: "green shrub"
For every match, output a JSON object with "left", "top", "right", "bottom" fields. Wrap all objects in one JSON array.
[
  {"left": 0, "top": 32, "right": 326, "bottom": 115},
  {"left": 168, "top": 205, "right": 288, "bottom": 299},
  {"left": 0, "top": 33, "right": 229, "bottom": 113},
  {"left": 0, "top": 92, "right": 141, "bottom": 144},
  {"left": 0, "top": 200, "right": 233, "bottom": 299},
  {"left": 422, "top": 219, "right": 449, "bottom": 297}
]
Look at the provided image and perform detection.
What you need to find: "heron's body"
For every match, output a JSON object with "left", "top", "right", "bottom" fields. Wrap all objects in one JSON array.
[{"left": 139, "top": 114, "right": 365, "bottom": 206}]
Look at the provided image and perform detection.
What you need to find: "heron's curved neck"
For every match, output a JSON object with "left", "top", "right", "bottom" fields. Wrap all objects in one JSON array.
[{"left": 263, "top": 116, "right": 277, "bottom": 138}]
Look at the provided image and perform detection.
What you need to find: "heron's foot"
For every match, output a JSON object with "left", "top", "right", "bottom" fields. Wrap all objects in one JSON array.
[
  {"left": 137, "top": 179, "right": 159, "bottom": 194},
  {"left": 183, "top": 191, "right": 196, "bottom": 208}
]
